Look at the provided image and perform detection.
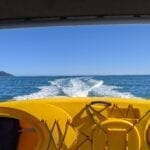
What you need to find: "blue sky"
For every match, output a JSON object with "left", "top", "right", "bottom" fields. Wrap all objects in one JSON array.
[{"left": 0, "top": 24, "right": 150, "bottom": 76}]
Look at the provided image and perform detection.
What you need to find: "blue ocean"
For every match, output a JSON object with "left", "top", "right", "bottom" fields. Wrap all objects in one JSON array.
[{"left": 0, "top": 75, "right": 150, "bottom": 101}]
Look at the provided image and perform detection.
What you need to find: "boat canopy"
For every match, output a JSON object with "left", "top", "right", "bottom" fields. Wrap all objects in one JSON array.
[{"left": 1, "top": 0, "right": 150, "bottom": 28}]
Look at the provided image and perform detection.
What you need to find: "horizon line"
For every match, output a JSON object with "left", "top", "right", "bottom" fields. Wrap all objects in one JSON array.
[{"left": 14, "top": 74, "right": 150, "bottom": 76}]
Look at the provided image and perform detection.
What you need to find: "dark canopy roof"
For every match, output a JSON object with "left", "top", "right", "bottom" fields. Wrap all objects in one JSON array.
[{"left": 1, "top": 0, "right": 150, "bottom": 28}]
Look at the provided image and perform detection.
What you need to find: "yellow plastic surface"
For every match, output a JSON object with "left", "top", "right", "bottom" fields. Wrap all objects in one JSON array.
[
  {"left": 93, "top": 119, "right": 141, "bottom": 150},
  {"left": 0, "top": 97, "right": 149, "bottom": 150}
]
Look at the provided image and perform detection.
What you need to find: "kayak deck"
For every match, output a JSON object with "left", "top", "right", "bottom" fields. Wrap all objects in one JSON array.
[{"left": 0, "top": 97, "right": 149, "bottom": 150}]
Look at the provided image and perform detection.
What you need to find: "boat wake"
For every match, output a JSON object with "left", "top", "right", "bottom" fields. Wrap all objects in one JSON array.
[{"left": 14, "top": 77, "right": 134, "bottom": 100}]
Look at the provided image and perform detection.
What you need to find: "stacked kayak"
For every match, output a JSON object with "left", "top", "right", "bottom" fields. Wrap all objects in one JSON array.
[{"left": 0, "top": 97, "right": 149, "bottom": 150}]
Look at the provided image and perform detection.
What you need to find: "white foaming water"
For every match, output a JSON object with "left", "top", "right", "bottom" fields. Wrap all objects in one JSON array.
[{"left": 14, "top": 77, "right": 134, "bottom": 100}]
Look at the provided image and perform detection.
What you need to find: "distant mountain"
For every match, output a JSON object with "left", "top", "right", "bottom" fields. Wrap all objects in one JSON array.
[{"left": 0, "top": 71, "right": 13, "bottom": 76}]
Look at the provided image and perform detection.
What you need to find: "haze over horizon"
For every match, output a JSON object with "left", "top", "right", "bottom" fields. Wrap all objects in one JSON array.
[{"left": 0, "top": 24, "right": 150, "bottom": 76}]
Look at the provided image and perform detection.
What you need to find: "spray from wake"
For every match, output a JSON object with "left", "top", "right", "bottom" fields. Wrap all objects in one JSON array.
[{"left": 14, "top": 77, "right": 134, "bottom": 100}]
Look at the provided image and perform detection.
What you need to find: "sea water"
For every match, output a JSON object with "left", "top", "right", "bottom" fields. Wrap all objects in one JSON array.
[{"left": 0, "top": 75, "right": 150, "bottom": 101}]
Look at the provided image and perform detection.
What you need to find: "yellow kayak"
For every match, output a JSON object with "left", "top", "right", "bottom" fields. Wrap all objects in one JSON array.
[{"left": 0, "top": 97, "right": 149, "bottom": 150}]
